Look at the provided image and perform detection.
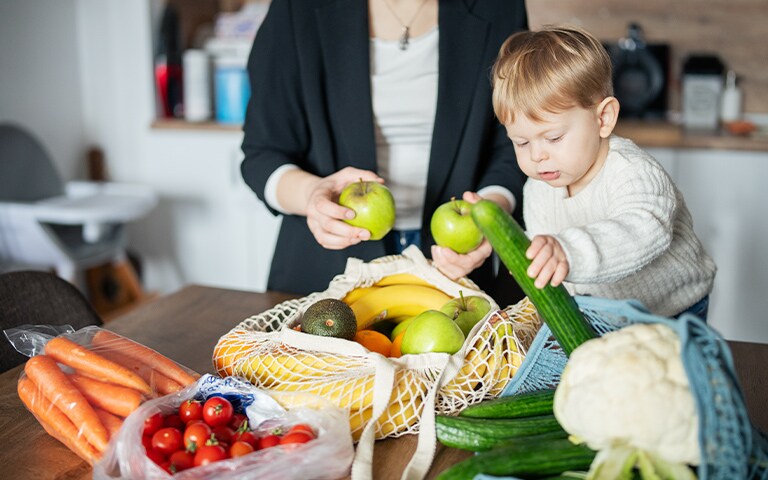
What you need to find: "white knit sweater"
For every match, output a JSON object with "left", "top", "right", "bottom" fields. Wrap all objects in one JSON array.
[{"left": 523, "top": 135, "right": 716, "bottom": 316}]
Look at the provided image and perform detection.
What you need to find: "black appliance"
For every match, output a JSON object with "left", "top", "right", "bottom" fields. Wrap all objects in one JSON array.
[{"left": 604, "top": 23, "right": 670, "bottom": 119}]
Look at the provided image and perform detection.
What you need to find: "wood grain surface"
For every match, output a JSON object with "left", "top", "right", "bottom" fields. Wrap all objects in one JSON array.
[{"left": 1, "top": 285, "right": 765, "bottom": 479}]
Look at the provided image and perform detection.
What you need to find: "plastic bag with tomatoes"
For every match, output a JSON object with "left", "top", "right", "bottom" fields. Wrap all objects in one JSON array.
[{"left": 93, "top": 374, "right": 355, "bottom": 480}]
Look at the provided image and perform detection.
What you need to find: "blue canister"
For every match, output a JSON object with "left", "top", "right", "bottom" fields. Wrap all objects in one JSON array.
[{"left": 214, "top": 56, "right": 250, "bottom": 124}]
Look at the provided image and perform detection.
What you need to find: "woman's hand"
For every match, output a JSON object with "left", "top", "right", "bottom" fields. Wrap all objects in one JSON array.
[
  {"left": 526, "top": 234, "right": 569, "bottom": 288},
  {"left": 431, "top": 191, "right": 493, "bottom": 280},
  {"left": 304, "top": 167, "right": 384, "bottom": 250}
]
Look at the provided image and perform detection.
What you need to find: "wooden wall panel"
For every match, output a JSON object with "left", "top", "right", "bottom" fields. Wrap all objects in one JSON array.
[{"left": 527, "top": 0, "right": 768, "bottom": 114}]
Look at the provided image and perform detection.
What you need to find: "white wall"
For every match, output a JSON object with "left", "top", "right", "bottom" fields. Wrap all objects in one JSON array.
[
  {"left": 1, "top": 0, "right": 280, "bottom": 294},
  {"left": 0, "top": 0, "right": 85, "bottom": 180}
]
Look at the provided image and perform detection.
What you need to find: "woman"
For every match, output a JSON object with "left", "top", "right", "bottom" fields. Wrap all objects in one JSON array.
[{"left": 241, "top": 0, "right": 528, "bottom": 299}]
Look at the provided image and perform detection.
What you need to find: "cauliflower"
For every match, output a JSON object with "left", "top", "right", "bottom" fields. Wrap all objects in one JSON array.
[{"left": 554, "top": 323, "right": 699, "bottom": 479}]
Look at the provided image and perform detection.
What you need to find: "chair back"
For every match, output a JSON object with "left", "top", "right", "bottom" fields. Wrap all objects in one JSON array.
[
  {"left": 0, "top": 270, "right": 103, "bottom": 373},
  {"left": 0, "top": 123, "right": 64, "bottom": 202}
]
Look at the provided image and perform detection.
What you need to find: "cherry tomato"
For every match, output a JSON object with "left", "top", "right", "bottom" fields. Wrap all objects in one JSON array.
[
  {"left": 141, "top": 434, "right": 154, "bottom": 451},
  {"left": 152, "top": 427, "right": 184, "bottom": 456},
  {"left": 203, "top": 396, "right": 234, "bottom": 427},
  {"left": 258, "top": 434, "right": 280, "bottom": 449},
  {"left": 179, "top": 399, "right": 203, "bottom": 424},
  {"left": 143, "top": 413, "right": 165, "bottom": 437},
  {"left": 183, "top": 421, "right": 212, "bottom": 450},
  {"left": 164, "top": 413, "right": 185, "bottom": 430},
  {"left": 211, "top": 425, "right": 235, "bottom": 446},
  {"left": 287, "top": 423, "right": 316, "bottom": 437},
  {"left": 194, "top": 444, "right": 228, "bottom": 466},
  {"left": 229, "top": 413, "right": 247, "bottom": 430},
  {"left": 146, "top": 447, "right": 166, "bottom": 466},
  {"left": 168, "top": 450, "right": 195, "bottom": 472},
  {"left": 229, "top": 440, "right": 255, "bottom": 458},
  {"left": 232, "top": 430, "right": 259, "bottom": 449},
  {"left": 279, "top": 431, "right": 314, "bottom": 445}
]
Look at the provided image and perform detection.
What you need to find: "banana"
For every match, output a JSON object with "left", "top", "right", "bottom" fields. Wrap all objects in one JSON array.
[
  {"left": 342, "top": 286, "right": 380, "bottom": 305},
  {"left": 236, "top": 349, "right": 358, "bottom": 384},
  {"left": 374, "top": 273, "right": 434, "bottom": 288},
  {"left": 350, "top": 284, "right": 453, "bottom": 330},
  {"left": 348, "top": 393, "right": 423, "bottom": 441}
]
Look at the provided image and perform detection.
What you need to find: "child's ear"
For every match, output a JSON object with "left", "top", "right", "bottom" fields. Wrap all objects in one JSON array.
[{"left": 596, "top": 96, "right": 620, "bottom": 138}]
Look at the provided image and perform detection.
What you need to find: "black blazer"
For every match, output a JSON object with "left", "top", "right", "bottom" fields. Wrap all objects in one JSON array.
[{"left": 241, "top": 0, "right": 528, "bottom": 296}]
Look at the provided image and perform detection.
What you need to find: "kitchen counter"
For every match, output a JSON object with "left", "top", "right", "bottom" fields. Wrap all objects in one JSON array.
[
  {"left": 153, "top": 118, "right": 768, "bottom": 152},
  {"left": 614, "top": 119, "right": 768, "bottom": 151}
]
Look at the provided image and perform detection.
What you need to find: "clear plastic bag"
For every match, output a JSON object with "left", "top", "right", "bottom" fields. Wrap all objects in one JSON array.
[
  {"left": 5, "top": 324, "right": 201, "bottom": 464},
  {"left": 93, "top": 374, "right": 355, "bottom": 480}
]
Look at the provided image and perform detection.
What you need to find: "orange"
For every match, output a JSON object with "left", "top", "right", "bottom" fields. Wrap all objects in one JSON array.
[
  {"left": 354, "top": 330, "right": 392, "bottom": 356},
  {"left": 389, "top": 331, "right": 405, "bottom": 358}
]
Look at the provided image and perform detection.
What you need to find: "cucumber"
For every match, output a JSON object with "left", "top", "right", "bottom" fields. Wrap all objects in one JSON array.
[
  {"left": 436, "top": 413, "right": 565, "bottom": 451},
  {"left": 436, "top": 437, "right": 596, "bottom": 480},
  {"left": 471, "top": 200, "right": 596, "bottom": 356},
  {"left": 459, "top": 388, "right": 556, "bottom": 419}
]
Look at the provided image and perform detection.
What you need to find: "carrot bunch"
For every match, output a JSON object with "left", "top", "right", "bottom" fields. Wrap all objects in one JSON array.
[{"left": 16, "top": 330, "right": 200, "bottom": 464}]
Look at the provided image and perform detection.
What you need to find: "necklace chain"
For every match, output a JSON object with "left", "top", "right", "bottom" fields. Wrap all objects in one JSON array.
[{"left": 380, "top": 0, "right": 430, "bottom": 50}]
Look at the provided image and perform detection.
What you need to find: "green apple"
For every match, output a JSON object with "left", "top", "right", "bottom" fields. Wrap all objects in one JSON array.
[
  {"left": 440, "top": 291, "right": 493, "bottom": 336},
  {"left": 390, "top": 316, "right": 415, "bottom": 341},
  {"left": 400, "top": 310, "right": 465, "bottom": 355},
  {"left": 338, "top": 179, "right": 396, "bottom": 241},
  {"left": 430, "top": 198, "right": 483, "bottom": 253}
]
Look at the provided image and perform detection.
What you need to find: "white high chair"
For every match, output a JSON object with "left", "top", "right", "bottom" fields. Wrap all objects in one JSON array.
[{"left": 0, "top": 123, "right": 157, "bottom": 292}]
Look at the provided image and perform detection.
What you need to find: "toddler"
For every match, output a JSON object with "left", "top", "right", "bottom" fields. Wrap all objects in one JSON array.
[{"left": 491, "top": 25, "right": 716, "bottom": 319}]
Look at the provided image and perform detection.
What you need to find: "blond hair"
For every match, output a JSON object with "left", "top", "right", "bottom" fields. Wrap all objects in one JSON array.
[{"left": 492, "top": 25, "right": 613, "bottom": 124}]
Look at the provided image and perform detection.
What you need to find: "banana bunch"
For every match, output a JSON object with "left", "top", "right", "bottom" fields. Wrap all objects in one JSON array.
[
  {"left": 233, "top": 346, "right": 426, "bottom": 440},
  {"left": 343, "top": 274, "right": 453, "bottom": 330}
]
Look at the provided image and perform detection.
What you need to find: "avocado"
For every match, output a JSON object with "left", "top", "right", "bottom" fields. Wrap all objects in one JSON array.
[{"left": 301, "top": 298, "right": 358, "bottom": 340}]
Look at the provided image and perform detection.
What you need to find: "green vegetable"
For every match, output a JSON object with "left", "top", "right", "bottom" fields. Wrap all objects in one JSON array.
[
  {"left": 470, "top": 200, "right": 596, "bottom": 355},
  {"left": 436, "top": 437, "right": 596, "bottom": 480},
  {"left": 459, "top": 388, "right": 556, "bottom": 419},
  {"left": 436, "top": 413, "right": 565, "bottom": 451}
]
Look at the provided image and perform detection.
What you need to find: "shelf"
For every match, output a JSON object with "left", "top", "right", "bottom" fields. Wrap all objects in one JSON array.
[
  {"left": 151, "top": 118, "right": 242, "bottom": 132},
  {"left": 614, "top": 120, "right": 768, "bottom": 152},
  {"left": 150, "top": 118, "right": 768, "bottom": 152}
]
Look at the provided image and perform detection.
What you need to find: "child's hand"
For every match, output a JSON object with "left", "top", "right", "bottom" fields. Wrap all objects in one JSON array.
[{"left": 525, "top": 235, "right": 569, "bottom": 288}]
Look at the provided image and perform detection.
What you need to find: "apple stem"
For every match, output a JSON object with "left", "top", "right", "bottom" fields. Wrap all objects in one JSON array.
[{"left": 458, "top": 290, "right": 467, "bottom": 309}]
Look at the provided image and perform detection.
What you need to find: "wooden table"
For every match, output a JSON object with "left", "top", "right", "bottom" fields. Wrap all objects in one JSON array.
[{"left": 2, "top": 285, "right": 767, "bottom": 479}]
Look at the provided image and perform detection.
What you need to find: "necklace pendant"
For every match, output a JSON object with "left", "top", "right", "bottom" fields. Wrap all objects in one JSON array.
[{"left": 399, "top": 26, "right": 410, "bottom": 50}]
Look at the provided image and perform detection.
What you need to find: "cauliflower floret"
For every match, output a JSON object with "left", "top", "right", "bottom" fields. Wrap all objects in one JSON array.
[{"left": 553, "top": 323, "right": 700, "bottom": 466}]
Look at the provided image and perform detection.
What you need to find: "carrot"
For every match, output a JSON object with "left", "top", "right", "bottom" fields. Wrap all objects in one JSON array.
[
  {"left": 91, "top": 330, "right": 198, "bottom": 387},
  {"left": 95, "top": 408, "right": 124, "bottom": 440},
  {"left": 44, "top": 336, "right": 152, "bottom": 395},
  {"left": 18, "top": 376, "right": 101, "bottom": 463},
  {"left": 23, "top": 355, "right": 109, "bottom": 452},
  {"left": 69, "top": 373, "right": 143, "bottom": 417},
  {"left": 96, "top": 347, "right": 184, "bottom": 396}
]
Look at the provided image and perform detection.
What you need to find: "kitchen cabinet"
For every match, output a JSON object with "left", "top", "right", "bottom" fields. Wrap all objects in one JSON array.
[{"left": 645, "top": 147, "right": 768, "bottom": 344}]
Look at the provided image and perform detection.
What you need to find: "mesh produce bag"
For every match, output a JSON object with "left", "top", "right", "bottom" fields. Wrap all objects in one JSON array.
[
  {"left": 213, "top": 246, "right": 541, "bottom": 480},
  {"left": 500, "top": 295, "right": 768, "bottom": 480}
]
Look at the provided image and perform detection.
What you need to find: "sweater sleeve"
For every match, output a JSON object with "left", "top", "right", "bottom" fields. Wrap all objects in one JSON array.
[{"left": 556, "top": 161, "right": 678, "bottom": 284}]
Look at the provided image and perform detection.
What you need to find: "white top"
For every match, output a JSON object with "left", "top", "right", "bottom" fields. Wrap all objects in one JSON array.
[
  {"left": 523, "top": 135, "right": 716, "bottom": 317},
  {"left": 370, "top": 28, "right": 438, "bottom": 230},
  {"left": 265, "top": 27, "right": 515, "bottom": 228}
]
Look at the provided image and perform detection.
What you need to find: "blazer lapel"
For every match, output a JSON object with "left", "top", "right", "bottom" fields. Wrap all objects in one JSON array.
[
  {"left": 425, "top": 0, "right": 489, "bottom": 211},
  {"left": 315, "top": 0, "right": 377, "bottom": 172}
]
